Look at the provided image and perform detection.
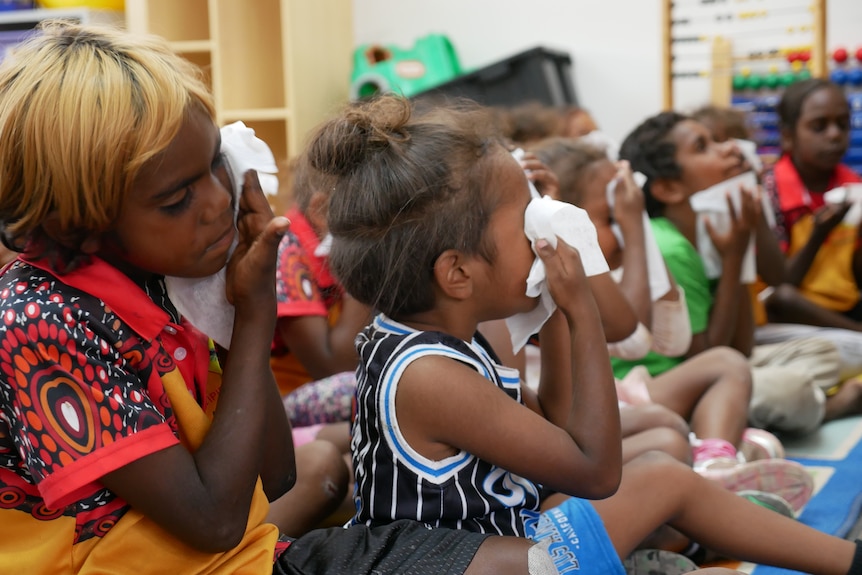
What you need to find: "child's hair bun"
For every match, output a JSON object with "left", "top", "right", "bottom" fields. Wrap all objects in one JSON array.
[{"left": 308, "top": 95, "right": 412, "bottom": 177}]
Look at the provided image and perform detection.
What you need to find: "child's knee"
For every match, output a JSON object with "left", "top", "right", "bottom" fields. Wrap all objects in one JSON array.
[
  {"left": 705, "top": 346, "right": 752, "bottom": 386},
  {"left": 635, "top": 403, "right": 690, "bottom": 436},
  {"left": 763, "top": 283, "right": 801, "bottom": 314},
  {"left": 640, "top": 427, "right": 693, "bottom": 465},
  {"left": 295, "top": 440, "right": 350, "bottom": 499},
  {"left": 627, "top": 450, "right": 696, "bottom": 484}
]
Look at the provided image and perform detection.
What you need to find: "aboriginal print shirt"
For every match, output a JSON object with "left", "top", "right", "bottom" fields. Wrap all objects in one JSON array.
[{"left": 0, "top": 256, "right": 278, "bottom": 574}]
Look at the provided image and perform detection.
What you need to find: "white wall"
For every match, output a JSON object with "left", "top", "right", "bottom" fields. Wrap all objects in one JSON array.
[
  {"left": 352, "top": 0, "right": 663, "bottom": 143},
  {"left": 352, "top": 0, "right": 862, "bottom": 143}
]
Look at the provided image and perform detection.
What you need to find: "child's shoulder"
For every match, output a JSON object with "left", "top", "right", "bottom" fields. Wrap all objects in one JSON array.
[{"left": 649, "top": 218, "right": 703, "bottom": 264}]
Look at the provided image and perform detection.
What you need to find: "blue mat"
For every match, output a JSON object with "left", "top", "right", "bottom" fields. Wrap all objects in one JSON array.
[{"left": 745, "top": 415, "right": 862, "bottom": 575}]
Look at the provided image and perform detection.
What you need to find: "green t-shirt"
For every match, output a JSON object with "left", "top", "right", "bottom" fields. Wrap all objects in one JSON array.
[{"left": 611, "top": 217, "right": 715, "bottom": 378}]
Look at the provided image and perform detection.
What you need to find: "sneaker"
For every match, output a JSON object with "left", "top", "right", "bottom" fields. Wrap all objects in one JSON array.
[
  {"left": 736, "top": 489, "right": 796, "bottom": 518},
  {"left": 695, "top": 457, "right": 813, "bottom": 512},
  {"left": 740, "top": 427, "right": 785, "bottom": 461},
  {"left": 623, "top": 549, "right": 698, "bottom": 575}
]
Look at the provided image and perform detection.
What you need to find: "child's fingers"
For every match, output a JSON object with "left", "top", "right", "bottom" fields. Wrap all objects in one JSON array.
[
  {"left": 724, "top": 193, "right": 739, "bottom": 225},
  {"left": 238, "top": 169, "right": 274, "bottom": 216},
  {"left": 536, "top": 238, "right": 582, "bottom": 283}
]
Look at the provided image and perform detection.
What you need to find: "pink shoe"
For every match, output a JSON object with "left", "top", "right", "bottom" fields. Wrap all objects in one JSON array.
[
  {"left": 740, "top": 427, "right": 785, "bottom": 461},
  {"left": 694, "top": 457, "right": 813, "bottom": 512}
]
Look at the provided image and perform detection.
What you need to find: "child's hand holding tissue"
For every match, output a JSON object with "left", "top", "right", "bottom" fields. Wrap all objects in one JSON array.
[
  {"left": 688, "top": 174, "right": 761, "bottom": 285},
  {"left": 165, "top": 121, "right": 281, "bottom": 349}
]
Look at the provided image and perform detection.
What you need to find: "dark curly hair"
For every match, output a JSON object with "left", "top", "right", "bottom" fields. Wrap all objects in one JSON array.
[
  {"left": 618, "top": 111, "right": 688, "bottom": 217},
  {"left": 528, "top": 137, "right": 607, "bottom": 207},
  {"left": 776, "top": 78, "right": 840, "bottom": 132},
  {"left": 305, "top": 95, "right": 507, "bottom": 318}
]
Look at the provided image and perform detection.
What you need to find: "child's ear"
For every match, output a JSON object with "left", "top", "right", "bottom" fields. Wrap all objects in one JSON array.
[
  {"left": 779, "top": 127, "right": 795, "bottom": 155},
  {"left": 306, "top": 190, "right": 329, "bottom": 234},
  {"left": 433, "top": 249, "right": 473, "bottom": 300},
  {"left": 649, "top": 177, "right": 688, "bottom": 207}
]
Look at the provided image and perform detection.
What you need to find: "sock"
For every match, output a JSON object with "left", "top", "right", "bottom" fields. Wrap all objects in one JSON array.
[
  {"left": 847, "top": 539, "right": 862, "bottom": 575},
  {"left": 528, "top": 538, "right": 557, "bottom": 575},
  {"left": 681, "top": 541, "right": 705, "bottom": 563},
  {"left": 691, "top": 437, "right": 738, "bottom": 466}
]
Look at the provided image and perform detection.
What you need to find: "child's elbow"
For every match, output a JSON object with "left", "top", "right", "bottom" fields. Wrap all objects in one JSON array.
[
  {"left": 589, "top": 468, "right": 622, "bottom": 500},
  {"left": 561, "top": 465, "right": 621, "bottom": 500},
  {"left": 265, "top": 469, "right": 297, "bottom": 501},
  {"left": 183, "top": 519, "right": 249, "bottom": 554}
]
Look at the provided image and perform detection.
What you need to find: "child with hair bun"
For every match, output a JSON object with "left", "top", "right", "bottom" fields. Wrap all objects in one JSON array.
[
  {"left": 309, "top": 93, "right": 862, "bottom": 575},
  {"left": 0, "top": 22, "right": 541, "bottom": 574}
]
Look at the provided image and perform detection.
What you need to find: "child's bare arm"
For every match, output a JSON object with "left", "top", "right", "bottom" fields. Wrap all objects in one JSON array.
[
  {"left": 754, "top": 194, "right": 785, "bottom": 286},
  {"left": 396, "top": 239, "right": 621, "bottom": 500},
  {"left": 589, "top": 272, "right": 638, "bottom": 342},
  {"left": 101, "top": 171, "right": 294, "bottom": 553},
  {"left": 730, "top": 284, "right": 755, "bottom": 356},
  {"left": 277, "top": 292, "right": 371, "bottom": 379},
  {"left": 613, "top": 162, "right": 652, "bottom": 327},
  {"left": 786, "top": 202, "right": 850, "bottom": 286}
]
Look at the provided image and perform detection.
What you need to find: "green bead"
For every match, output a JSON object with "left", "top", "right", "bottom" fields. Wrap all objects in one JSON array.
[
  {"left": 764, "top": 73, "right": 780, "bottom": 89},
  {"left": 780, "top": 71, "right": 796, "bottom": 86},
  {"left": 796, "top": 68, "right": 812, "bottom": 81},
  {"left": 747, "top": 74, "right": 763, "bottom": 90},
  {"left": 733, "top": 74, "right": 747, "bottom": 90}
]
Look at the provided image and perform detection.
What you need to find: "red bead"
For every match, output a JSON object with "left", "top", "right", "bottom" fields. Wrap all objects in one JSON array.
[{"left": 834, "top": 47, "right": 849, "bottom": 63}]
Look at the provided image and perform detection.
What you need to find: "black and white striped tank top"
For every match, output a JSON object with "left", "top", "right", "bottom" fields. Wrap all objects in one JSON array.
[{"left": 349, "top": 314, "right": 541, "bottom": 536}]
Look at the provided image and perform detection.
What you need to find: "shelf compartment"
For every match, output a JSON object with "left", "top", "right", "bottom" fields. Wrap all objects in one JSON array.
[
  {"left": 213, "top": 0, "right": 284, "bottom": 111},
  {"left": 143, "top": 0, "right": 208, "bottom": 42}
]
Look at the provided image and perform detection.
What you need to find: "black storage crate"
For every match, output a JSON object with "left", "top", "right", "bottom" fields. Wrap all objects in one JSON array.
[{"left": 413, "top": 46, "right": 578, "bottom": 108}]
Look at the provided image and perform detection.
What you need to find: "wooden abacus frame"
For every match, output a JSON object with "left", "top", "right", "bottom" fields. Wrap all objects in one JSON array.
[{"left": 661, "top": 0, "right": 827, "bottom": 110}]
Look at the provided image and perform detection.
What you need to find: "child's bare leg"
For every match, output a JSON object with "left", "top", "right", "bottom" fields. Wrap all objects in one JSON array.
[
  {"left": 648, "top": 347, "right": 751, "bottom": 446},
  {"left": 825, "top": 378, "right": 862, "bottom": 421},
  {"left": 314, "top": 420, "right": 352, "bottom": 453},
  {"left": 621, "top": 403, "right": 690, "bottom": 438},
  {"left": 593, "top": 451, "right": 856, "bottom": 575},
  {"left": 766, "top": 283, "right": 862, "bottom": 331},
  {"left": 623, "top": 427, "right": 692, "bottom": 465},
  {"left": 464, "top": 536, "right": 534, "bottom": 575},
  {"left": 266, "top": 440, "right": 350, "bottom": 537}
]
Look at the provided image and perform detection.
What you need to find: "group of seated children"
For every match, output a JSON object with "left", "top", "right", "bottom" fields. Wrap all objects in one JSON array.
[{"left": 4, "top": 20, "right": 862, "bottom": 575}]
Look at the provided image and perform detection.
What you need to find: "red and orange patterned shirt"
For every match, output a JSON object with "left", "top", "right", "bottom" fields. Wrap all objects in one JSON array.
[{"left": 0, "top": 255, "right": 278, "bottom": 574}]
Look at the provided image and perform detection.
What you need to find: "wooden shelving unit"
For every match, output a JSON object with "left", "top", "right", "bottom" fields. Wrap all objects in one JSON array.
[{"left": 125, "top": 0, "right": 354, "bottom": 166}]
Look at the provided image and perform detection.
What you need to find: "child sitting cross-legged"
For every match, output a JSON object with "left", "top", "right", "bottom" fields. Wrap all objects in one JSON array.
[
  {"left": 310, "top": 94, "right": 862, "bottom": 575},
  {"left": 616, "top": 111, "right": 847, "bottom": 438},
  {"left": 529, "top": 136, "right": 809, "bottom": 513}
]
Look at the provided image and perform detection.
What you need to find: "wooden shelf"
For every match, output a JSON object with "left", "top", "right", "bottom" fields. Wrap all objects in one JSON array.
[
  {"left": 125, "top": 0, "right": 353, "bottom": 165},
  {"left": 168, "top": 40, "right": 212, "bottom": 54}
]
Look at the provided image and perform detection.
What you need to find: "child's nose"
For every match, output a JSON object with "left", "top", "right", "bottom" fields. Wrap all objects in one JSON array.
[
  {"left": 201, "top": 177, "right": 232, "bottom": 223},
  {"left": 719, "top": 139, "right": 739, "bottom": 156},
  {"left": 825, "top": 122, "right": 845, "bottom": 140}
]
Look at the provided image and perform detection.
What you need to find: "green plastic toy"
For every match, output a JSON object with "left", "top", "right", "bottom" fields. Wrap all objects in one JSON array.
[{"left": 350, "top": 34, "right": 462, "bottom": 99}]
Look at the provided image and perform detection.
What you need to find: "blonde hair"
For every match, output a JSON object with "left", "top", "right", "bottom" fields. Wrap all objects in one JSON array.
[{"left": 0, "top": 21, "right": 215, "bottom": 263}]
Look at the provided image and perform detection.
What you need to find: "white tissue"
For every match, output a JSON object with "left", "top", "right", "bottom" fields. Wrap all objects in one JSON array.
[
  {"left": 164, "top": 121, "right": 280, "bottom": 348},
  {"left": 505, "top": 196, "right": 610, "bottom": 353},
  {"left": 733, "top": 138, "right": 763, "bottom": 175},
  {"left": 315, "top": 233, "right": 333, "bottom": 257},
  {"left": 606, "top": 173, "right": 672, "bottom": 301},
  {"left": 688, "top": 172, "right": 759, "bottom": 283},
  {"left": 511, "top": 148, "right": 542, "bottom": 199},
  {"left": 824, "top": 183, "right": 862, "bottom": 227}
]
